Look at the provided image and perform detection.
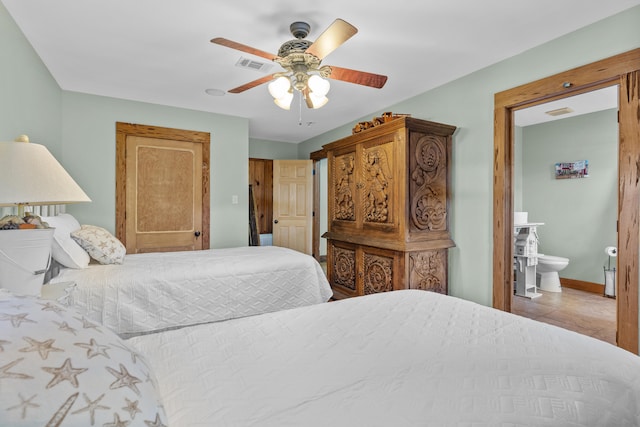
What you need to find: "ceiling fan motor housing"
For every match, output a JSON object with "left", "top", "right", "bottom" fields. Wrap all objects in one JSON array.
[
  {"left": 289, "top": 21, "right": 311, "bottom": 39},
  {"left": 278, "top": 39, "right": 312, "bottom": 58}
]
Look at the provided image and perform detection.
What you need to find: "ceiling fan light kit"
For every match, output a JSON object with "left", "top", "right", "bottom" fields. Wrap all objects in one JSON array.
[{"left": 211, "top": 18, "right": 387, "bottom": 111}]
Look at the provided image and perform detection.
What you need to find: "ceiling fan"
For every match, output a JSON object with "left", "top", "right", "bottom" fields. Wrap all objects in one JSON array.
[{"left": 211, "top": 18, "right": 388, "bottom": 110}]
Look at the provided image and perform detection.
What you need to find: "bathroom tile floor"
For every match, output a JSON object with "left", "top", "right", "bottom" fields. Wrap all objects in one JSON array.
[{"left": 512, "top": 287, "right": 617, "bottom": 345}]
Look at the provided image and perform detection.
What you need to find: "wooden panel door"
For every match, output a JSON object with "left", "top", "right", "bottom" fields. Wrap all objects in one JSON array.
[
  {"left": 248, "top": 158, "right": 273, "bottom": 234},
  {"left": 116, "top": 123, "right": 210, "bottom": 253},
  {"left": 272, "top": 160, "right": 313, "bottom": 255}
]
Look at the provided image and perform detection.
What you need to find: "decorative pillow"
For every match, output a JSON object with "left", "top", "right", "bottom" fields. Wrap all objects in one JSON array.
[
  {"left": 0, "top": 291, "right": 167, "bottom": 426},
  {"left": 40, "top": 214, "right": 90, "bottom": 269},
  {"left": 71, "top": 225, "right": 126, "bottom": 265}
]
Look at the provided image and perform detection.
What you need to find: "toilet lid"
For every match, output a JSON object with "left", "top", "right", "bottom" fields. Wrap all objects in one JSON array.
[{"left": 538, "top": 254, "right": 569, "bottom": 263}]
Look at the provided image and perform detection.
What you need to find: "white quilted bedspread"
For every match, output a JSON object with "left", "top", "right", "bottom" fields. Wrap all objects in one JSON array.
[
  {"left": 50, "top": 246, "right": 332, "bottom": 336},
  {"left": 128, "top": 290, "right": 640, "bottom": 427}
]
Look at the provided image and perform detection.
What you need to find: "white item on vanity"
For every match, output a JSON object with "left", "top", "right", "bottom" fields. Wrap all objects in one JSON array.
[
  {"left": 536, "top": 254, "right": 569, "bottom": 292},
  {"left": 513, "top": 214, "right": 544, "bottom": 299}
]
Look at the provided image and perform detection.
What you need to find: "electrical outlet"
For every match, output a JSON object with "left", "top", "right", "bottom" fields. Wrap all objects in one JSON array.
[{"left": 232, "top": 195, "right": 238, "bottom": 204}]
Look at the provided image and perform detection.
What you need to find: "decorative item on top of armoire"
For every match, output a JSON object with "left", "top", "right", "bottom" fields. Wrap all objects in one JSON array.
[{"left": 323, "top": 116, "right": 456, "bottom": 299}]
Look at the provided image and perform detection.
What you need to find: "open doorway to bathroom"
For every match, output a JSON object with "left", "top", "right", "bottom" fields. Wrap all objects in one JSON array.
[
  {"left": 511, "top": 87, "right": 618, "bottom": 345},
  {"left": 493, "top": 48, "right": 640, "bottom": 354}
]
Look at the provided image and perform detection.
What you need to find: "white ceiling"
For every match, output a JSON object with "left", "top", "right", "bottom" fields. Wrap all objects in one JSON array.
[
  {"left": 514, "top": 86, "right": 619, "bottom": 127},
  {"left": 3, "top": 0, "right": 638, "bottom": 143}
]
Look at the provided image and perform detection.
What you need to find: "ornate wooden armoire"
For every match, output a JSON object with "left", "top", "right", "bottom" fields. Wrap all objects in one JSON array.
[{"left": 323, "top": 117, "right": 456, "bottom": 299}]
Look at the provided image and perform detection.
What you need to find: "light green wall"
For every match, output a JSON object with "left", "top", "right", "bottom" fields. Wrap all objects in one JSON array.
[
  {"left": 298, "top": 5, "right": 640, "bottom": 307},
  {"left": 249, "top": 138, "right": 298, "bottom": 159},
  {"left": 61, "top": 92, "right": 249, "bottom": 249},
  {"left": 0, "top": 2, "right": 61, "bottom": 154},
  {"left": 514, "top": 126, "right": 524, "bottom": 211},
  {"left": 520, "top": 109, "right": 618, "bottom": 284}
]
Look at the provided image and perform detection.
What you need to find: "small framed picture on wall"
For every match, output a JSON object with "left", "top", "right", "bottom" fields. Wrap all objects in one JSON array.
[{"left": 555, "top": 160, "right": 589, "bottom": 179}]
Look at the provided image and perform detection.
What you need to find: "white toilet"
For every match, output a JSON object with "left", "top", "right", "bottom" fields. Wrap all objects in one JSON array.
[{"left": 536, "top": 254, "right": 569, "bottom": 292}]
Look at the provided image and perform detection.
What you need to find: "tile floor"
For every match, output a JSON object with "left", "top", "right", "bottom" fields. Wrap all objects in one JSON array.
[{"left": 512, "top": 287, "right": 617, "bottom": 345}]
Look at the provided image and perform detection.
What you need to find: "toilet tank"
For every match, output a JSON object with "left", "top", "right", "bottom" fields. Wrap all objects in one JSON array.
[{"left": 514, "top": 212, "right": 528, "bottom": 225}]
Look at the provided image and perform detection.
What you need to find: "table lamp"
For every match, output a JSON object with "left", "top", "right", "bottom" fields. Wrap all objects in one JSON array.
[{"left": 0, "top": 135, "right": 91, "bottom": 296}]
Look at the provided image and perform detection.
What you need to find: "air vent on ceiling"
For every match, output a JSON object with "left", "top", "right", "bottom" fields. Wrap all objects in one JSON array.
[
  {"left": 235, "top": 57, "right": 273, "bottom": 73},
  {"left": 545, "top": 107, "right": 574, "bottom": 116}
]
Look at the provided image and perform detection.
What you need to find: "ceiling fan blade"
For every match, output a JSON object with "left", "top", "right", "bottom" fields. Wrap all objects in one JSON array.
[
  {"left": 327, "top": 66, "right": 388, "bottom": 89},
  {"left": 210, "top": 37, "right": 279, "bottom": 61},
  {"left": 228, "top": 75, "right": 276, "bottom": 94},
  {"left": 305, "top": 19, "right": 357, "bottom": 60}
]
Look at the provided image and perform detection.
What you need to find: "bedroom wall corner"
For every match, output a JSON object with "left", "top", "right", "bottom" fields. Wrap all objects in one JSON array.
[
  {"left": 60, "top": 91, "right": 249, "bottom": 249},
  {"left": 0, "top": 2, "right": 62, "bottom": 154},
  {"left": 249, "top": 138, "right": 299, "bottom": 159}
]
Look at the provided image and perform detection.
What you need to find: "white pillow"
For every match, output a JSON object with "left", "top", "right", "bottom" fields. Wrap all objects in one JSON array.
[
  {"left": 71, "top": 225, "right": 126, "bottom": 265},
  {"left": 0, "top": 291, "right": 167, "bottom": 425},
  {"left": 40, "top": 214, "right": 90, "bottom": 269}
]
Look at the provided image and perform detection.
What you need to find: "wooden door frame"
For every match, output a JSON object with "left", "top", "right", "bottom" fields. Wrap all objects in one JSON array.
[
  {"left": 310, "top": 149, "right": 327, "bottom": 261},
  {"left": 115, "top": 122, "right": 211, "bottom": 249},
  {"left": 493, "top": 48, "right": 640, "bottom": 354}
]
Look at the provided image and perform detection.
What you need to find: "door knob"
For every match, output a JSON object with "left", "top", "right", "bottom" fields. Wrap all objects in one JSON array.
[
  {"left": 274, "top": 220, "right": 279, "bottom": 224},
  {"left": 194, "top": 231, "right": 201, "bottom": 239}
]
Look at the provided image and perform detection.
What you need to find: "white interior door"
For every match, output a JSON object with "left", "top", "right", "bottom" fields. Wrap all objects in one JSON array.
[{"left": 272, "top": 160, "right": 313, "bottom": 255}]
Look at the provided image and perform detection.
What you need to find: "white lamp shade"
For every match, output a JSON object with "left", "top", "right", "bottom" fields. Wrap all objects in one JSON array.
[
  {"left": 308, "top": 75, "right": 330, "bottom": 96},
  {"left": 273, "top": 91, "right": 294, "bottom": 110},
  {"left": 308, "top": 92, "right": 329, "bottom": 109},
  {"left": 268, "top": 76, "right": 291, "bottom": 99},
  {"left": 0, "top": 141, "right": 91, "bottom": 207}
]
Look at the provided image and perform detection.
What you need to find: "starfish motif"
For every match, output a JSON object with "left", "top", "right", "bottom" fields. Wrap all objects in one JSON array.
[
  {"left": 48, "top": 393, "right": 79, "bottom": 426},
  {"left": 74, "top": 316, "right": 101, "bottom": 332},
  {"left": 19, "top": 336, "right": 64, "bottom": 360},
  {"left": 0, "top": 339, "right": 11, "bottom": 351},
  {"left": 103, "top": 412, "right": 131, "bottom": 427},
  {"left": 0, "top": 358, "right": 33, "bottom": 381},
  {"left": 38, "top": 301, "right": 65, "bottom": 315},
  {"left": 53, "top": 320, "right": 78, "bottom": 335},
  {"left": 111, "top": 342, "right": 144, "bottom": 365},
  {"left": 75, "top": 338, "right": 111, "bottom": 359},
  {"left": 144, "top": 413, "right": 167, "bottom": 427},
  {"left": 122, "top": 398, "right": 142, "bottom": 420},
  {"left": 42, "top": 357, "right": 88, "bottom": 389},
  {"left": 7, "top": 393, "right": 40, "bottom": 419},
  {"left": 107, "top": 363, "right": 142, "bottom": 395},
  {"left": 0, "top": 312, "right": 36, "bottom": 328},
  {"left": 71, "top": 392, "right": 110, "bottom": 425}
]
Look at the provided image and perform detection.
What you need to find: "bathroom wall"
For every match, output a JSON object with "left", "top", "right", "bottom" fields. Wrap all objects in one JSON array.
[
  {"left": 518, "top": 108, "right": 618, "bottom": 284},
  {"left": 514, "top": 126, "right": 524, "bottom": 211}
]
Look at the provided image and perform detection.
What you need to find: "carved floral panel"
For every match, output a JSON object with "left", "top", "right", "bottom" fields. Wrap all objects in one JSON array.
[
  {"left": 363, "top": 253, "right": 393, "bottom": 294},
  {"left": 409, "top": 250, "right": 446, "bottom": 294},
  {"left": 333, "top": 246, "right": 356, "bottom": 291},
  {"left": 410, "top": 134, "right": 447, "bottom": 232}
]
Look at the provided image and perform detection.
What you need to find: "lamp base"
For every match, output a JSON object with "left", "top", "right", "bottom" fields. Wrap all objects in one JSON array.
[{"left": 0, "top": 228, "right": 54, "bottom": 296}]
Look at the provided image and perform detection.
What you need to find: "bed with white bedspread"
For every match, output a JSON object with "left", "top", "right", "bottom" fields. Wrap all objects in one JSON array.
[
  {"left": 128, "top": 289, "right": 640, "bottom": 426},
  {"left": 49, "top": 245, "right": 332, "bottom": 336}
]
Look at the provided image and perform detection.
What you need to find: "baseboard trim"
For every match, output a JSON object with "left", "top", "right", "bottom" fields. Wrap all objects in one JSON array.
[{"left": 560, "top": 278, "right": 604, "bottom": 294}]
